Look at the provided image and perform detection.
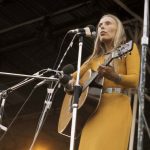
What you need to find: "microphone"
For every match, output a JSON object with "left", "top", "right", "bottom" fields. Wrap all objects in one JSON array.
[
  {"left": 59, "top": 74, "right": 74, "bottom": 92},
  {"left": 61, "top": 64, "right": 74, "bottom": 75},
  {"left": 68, "top": 25, "right": 96, "bottom": 38},
  {"left": 59, "top": 74, "right": 72, "bottom": 85},
  {"left": 35, "top": 64, "right": 75, "bottom": 88}
]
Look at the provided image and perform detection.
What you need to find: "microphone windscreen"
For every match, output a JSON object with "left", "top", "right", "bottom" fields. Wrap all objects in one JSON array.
[
  {"left": 87, "top": 25, "right": 96, "bottom": 32},
  {"left": 62, "top": 64, "right": 75, "bottom": 74},
  {"left": 59, "top": 74, "right": 72, "bottom": 85}
]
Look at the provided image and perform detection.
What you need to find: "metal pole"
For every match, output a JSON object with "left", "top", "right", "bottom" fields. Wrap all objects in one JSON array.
[
  {"left": 0, "top": 71, "right": 58, "bottom": 81},
  {"left": 29, "top": 83, "right": 58, "bottom": 150},
  {"left": 137, "top": 0, "right": 149, "bottom": 149},
  {"left": 69, "top": 35, "right": 83, "bottom": 150}
]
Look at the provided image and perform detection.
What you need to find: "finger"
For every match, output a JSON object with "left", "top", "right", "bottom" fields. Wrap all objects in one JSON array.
[
  {"left": 97, "top": 66, "right": 103, "bottom": 72},
  {"left": 98, "top": 65, "right": 105, "bottom": 71},
  {"left": 108, "top": 65, "right": 114, "bottom": 70},
  {"left": 101, "top": 69, "right": 106, "bottom": 74},
  {"left": 107, "top": 64, "right": 113, "bottom": 67},
  {"left": 105, "top": 66, "right": 114, "bottom": 71}
]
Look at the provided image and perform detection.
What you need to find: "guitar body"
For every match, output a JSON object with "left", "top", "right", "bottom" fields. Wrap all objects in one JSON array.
[{"left": 58, "top": 69, "right": 102, "bottom": 137}]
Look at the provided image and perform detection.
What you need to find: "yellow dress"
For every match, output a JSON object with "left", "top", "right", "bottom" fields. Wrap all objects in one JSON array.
[{"left": 74, "top": 43, "right": 140, "bottom": 150}]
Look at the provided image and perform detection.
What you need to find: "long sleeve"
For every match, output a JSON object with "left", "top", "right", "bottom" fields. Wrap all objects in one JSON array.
[{"left": 119, "top": 43, "right": 140, "bottom": 88}]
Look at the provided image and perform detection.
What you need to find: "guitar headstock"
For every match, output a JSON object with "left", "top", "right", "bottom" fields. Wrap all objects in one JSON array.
[
  {"left": 106, "top": 40, "right": 133, "bottom": 66},
  {"left": 112, "top": 40, "right": 133, "bottom": 59}
]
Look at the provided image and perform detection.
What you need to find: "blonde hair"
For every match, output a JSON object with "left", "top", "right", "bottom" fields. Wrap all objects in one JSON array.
[{"left": 88, "top": 14, "right": 126, "bottom": 62}]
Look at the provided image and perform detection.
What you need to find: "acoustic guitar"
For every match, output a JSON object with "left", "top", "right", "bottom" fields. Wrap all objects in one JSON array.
[{"left": 58, "top": 40, "right": 133, "bottom": 138}]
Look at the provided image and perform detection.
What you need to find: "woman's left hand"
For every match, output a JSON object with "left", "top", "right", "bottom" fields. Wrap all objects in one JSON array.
[{"left": 98, "top": 65, "right": 121, "bottom": 82}]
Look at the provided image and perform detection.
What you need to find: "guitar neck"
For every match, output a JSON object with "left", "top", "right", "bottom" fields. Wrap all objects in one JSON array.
[{"left": 82, "top": 54, "right": 112, "bottom": 91}]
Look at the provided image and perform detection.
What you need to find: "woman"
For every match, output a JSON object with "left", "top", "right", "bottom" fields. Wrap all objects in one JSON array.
[{"left": 67, "top": 14, "right": 140, "bottom": 150}]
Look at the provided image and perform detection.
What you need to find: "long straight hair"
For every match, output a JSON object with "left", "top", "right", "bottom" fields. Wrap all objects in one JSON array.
[{"left": 85, "top": 14, "right": 127, "bottom": 63}]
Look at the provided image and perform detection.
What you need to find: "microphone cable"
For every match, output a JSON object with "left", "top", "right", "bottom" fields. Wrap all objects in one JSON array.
[
  {"left": 49, "top": 33, "right": 78, "bottom": 88},
  {"left": 55, "top": 33, "right": 78, "bottom": 71},
  {"left": 52, "top": 31, "right": 71, "bottom": 70}
]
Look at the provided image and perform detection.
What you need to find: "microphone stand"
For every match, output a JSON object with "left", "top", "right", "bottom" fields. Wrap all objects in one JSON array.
[
  {"left": 0, "top": 70, "right": 60, "bottom": 81},
  {"left": 29, "top": 81, "right": 59, "bottom": 150},
  {"left": 0, "top": 69, "right": 58, "bottom": 132},
  {"left": 0, "top": 92, "right": 8, "bottom": 132},
  {"left": 69, "top": 33, "right": 83, "bottom": 150},
  {"left": 137, "top": 0, "right": 149, "bottom": 150}
]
